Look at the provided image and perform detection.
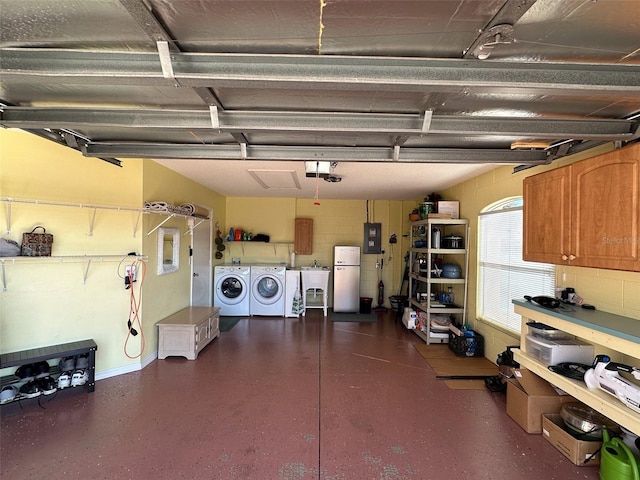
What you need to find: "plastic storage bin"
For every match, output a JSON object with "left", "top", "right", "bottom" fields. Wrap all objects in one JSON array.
[
  {"left": 526, "top": 321, "right": 573, "bottom": 340},
  {"left": 525, "top": 335, "right": 594, "bottom": 366},
  {"left": 448, "top": 330, "right": 484, "bottom": 357}
]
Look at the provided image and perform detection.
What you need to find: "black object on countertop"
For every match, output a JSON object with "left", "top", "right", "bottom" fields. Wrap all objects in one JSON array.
[{"left": 524, "top": 295, "right": 561, "bottom": 309}]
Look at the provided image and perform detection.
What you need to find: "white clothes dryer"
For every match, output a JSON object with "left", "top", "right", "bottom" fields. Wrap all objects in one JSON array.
[
  {"left": 250, "top": 265, "right": 286, "bottom": 316},
  {"left": 214, "top": 265, "right": 251, "bottom": 316}
]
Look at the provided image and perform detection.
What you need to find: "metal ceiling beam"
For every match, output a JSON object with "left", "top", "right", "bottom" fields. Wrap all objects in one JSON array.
[
  {"left": 117, "top": 0, "right": 179, "bottom": 49},
  {"left": 81, "top": 143, "right": 549, "bottom": 165},
  {"left": 2, "top": 107, "right": 635, "bottom": 141},
  {"left": 20, "top": 129, "right": 123, "bottom": 167},
  {"left": 116, "top": 0, "right": 226, "bottom": 113},
  {"left": 2, "top": 49, "right": 639, "bottom": 97}
]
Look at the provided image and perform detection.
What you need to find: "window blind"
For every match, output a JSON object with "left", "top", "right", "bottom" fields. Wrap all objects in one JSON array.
[{"left": 478, "top": 203, "right": 555, "bottom": 333}]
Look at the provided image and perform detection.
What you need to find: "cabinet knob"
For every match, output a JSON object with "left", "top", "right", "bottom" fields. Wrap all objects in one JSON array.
[
  {"left": 193, "top": 272, "right": 199, "bottom": 277},
  {"left": 561, "top": 254, "right": 568, "bottom": 261},
  {"left": 569, "top": 254, "right": 576, "bottom": 260}
]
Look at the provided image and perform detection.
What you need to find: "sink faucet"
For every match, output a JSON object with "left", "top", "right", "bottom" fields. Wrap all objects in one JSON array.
[{"left": 313, "top": 260, "right": 318, "bottom": 268}]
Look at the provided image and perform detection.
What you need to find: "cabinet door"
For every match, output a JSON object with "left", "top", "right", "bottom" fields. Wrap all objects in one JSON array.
[
  {"left": 195, "top": 319, "right": 209, "bottom": 354},
  {"left": 523, "top": 165, "right": 572, "bottom": 264},
  {"left": 294, "top": 218, "right": 313, "bottom": 255},
  {"left": 209, "top": 314, "right": 220, "bottom": 339},
  {"left": 571, "top": 146, "right": 640, "bottom": 270},
  {"left": 158, "top": 325, "right": 196, "bottom": 360}
]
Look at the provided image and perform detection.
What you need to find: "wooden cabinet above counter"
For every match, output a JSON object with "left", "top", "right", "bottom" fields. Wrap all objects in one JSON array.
[
  {"left": 294, "top": 218, "right": 313, "bottom": 255},
  {"left": 523, "top": 142, "right": 640, "bottom": 272}
]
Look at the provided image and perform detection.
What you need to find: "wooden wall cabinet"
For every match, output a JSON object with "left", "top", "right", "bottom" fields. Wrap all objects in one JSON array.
[
  {"left": 523, "top": 143, "right": 640, "bottom": 271},
  {"left": 294, "top": 218, "right": 313, "bottom": 255}
]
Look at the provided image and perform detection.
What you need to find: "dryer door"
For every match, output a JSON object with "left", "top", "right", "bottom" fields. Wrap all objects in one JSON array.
[
  {"left": 252, "top": 274, "right": 284, "bottom": 306},
  {"left": 217, "top": 275, "right": 248, "bottom": 305}
]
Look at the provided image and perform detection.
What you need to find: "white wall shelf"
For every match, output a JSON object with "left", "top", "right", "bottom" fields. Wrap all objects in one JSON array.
[
  {"left": 2, "top": 196, "right": 144, "bottom": 237},
  {"left": 1, "top": 197, "right": 210, "bottom": 238},
  {"left": 0, "top": 255, "right": 148, "bottom": 291},
  {"left": 223, "top": 241, "right": 293, "bottom": 255}
]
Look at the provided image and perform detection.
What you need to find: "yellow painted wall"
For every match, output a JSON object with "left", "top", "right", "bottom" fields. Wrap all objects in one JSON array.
[
  {"left": 1, "top": 129, "right": 225, "bottom": 377},
  {"left": 1, "top": 129, "right": 144, "bottom": 375},
  {"left": 225, "top": 198, "right": 404, "bottom": 304},
  {"left": 140, "top": 160, "right": 226, "bottom": 356},
  {"left": 441, "top": 143, "right": 640, "bottom": 362}
]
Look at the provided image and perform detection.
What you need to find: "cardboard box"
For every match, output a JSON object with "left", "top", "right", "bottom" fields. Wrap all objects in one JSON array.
[
  {"left": 542, "top": 414, "right": 601, "bottom": 466},
  {"left": 506, "top": 369, "right": 574, "bottom": 433},
  {"left": 437, "top": 201, "right": 459, "bottom": 219}
]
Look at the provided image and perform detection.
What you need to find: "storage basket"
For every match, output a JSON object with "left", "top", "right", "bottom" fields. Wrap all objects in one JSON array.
[{"left": 448, "top": 330, "right": 484, "bottom": 357}]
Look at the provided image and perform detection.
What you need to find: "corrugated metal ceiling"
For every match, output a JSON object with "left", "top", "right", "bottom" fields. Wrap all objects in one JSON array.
[{"left": 1, "top": 0, "right": 639, "bottom": 200}]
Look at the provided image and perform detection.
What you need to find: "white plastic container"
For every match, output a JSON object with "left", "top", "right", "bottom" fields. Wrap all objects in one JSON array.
[
  {"left": 526, "top": 322, "right": 574, "bottom": 341},
  {"left": 525, "top": 335, "right": 594, "bottom": 366}
]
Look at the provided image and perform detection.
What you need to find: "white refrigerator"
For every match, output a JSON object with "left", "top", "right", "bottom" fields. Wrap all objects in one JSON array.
[{"left": 333, "top": 246, "right": 361, "bottom": 313}]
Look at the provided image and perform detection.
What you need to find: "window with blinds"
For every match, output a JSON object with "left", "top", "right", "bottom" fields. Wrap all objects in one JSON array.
[{"left": 478, "top": 197, "right": 555, "bottom": 333}]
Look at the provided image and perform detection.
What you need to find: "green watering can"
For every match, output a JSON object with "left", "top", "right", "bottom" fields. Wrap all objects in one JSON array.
[{"left": 601, "top": 427, "right": 640, "bottom": 480}]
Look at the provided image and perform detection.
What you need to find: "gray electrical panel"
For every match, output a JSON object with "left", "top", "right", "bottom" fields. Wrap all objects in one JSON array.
[{"left": 363, "top": 222, "right": 382, "bottom": 254}]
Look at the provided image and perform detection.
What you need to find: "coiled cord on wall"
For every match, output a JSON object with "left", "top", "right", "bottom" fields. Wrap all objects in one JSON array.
[{"left": 120, "top": 258, "right": 147, "bottom": 359}]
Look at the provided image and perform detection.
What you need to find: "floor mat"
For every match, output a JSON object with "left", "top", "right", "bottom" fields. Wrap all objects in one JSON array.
[
  {"left": 414, "top": 343, "right": 497, "bottom": 390},
  {"left": 330, "top": 313, "right": 378, "bottom": 322},
  {"left": 219, "top": 316, "right": 243, "bottom": 332}
]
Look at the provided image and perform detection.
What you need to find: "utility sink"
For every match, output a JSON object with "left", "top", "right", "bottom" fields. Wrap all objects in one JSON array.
[
  {"left": 300, "top": 268, "right": 330, "bottom": 316},
  {"left": 300, "top": 268, "right": 329, "bottom": 286}
]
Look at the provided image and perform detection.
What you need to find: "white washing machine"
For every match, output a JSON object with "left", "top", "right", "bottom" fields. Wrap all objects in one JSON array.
[
  {"left": 214, "top": 265, "right": 251, "bottom": 316},
  {"left": 250, "top": 265, "right": 286, "bottom": 316}
]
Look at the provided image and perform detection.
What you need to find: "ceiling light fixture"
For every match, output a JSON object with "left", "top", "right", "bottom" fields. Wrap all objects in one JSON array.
[
  {"left": 324, "top": 161, "right": 342, "bottom": 182},
  {"left": 324, "top": 175, "right": 342, "bottom": 183}
]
